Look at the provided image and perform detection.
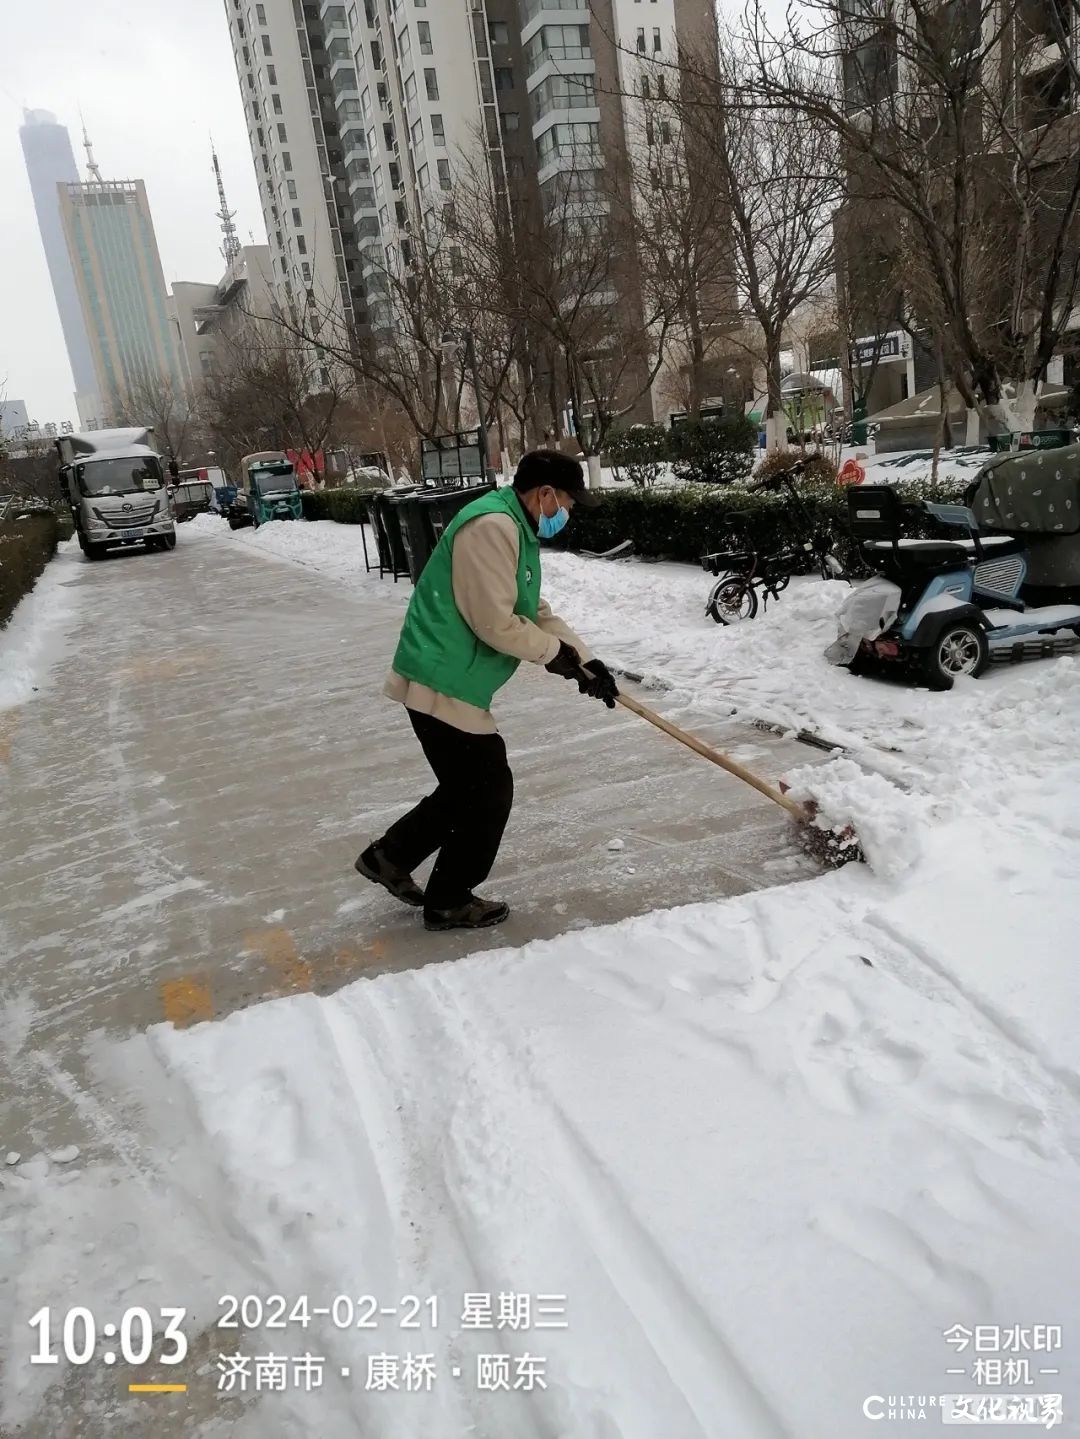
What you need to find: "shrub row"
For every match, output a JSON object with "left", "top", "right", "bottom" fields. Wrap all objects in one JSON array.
[
  {"left": 0, "top": 512, "right": 59, "bottom": 629},
  {"left": 606, "top": 416, "right": 758, "bottom": 487},
  {"left": 300, "top": 487, "right": 382, "bottom": 524},
  {"left": 561, "top": 474, "right": 971, "bottom": 564}
]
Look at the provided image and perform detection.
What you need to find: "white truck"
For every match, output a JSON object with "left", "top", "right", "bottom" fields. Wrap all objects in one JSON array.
[{"left": 55, "top": 428, "right": 176, "bottom": 560}]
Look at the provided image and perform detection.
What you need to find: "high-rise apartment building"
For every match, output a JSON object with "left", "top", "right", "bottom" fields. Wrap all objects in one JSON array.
[
  {"left": 226, "top": 0, "right": 715, "bottom": 409},
  {"left": 18, "top": 110, "right": 100, "bottom": 426},
  {"left": 58, "top": 166, "right": 186, "bottom": 427}
]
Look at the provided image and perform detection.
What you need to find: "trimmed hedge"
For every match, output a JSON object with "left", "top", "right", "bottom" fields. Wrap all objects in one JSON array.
[
  {"left": 0, "top": 512, "right": 59, "bottom": 628},
  {"left": 301, "top": 486, "right": 383, "bottom": 523},
  {"left": 562, "top": 474, "right": 971, "bottom": 563}
]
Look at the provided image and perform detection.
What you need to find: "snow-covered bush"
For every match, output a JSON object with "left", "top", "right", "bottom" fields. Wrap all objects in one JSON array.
[{"left": 668, "top": 416, "right": 758, "bottom": 486}]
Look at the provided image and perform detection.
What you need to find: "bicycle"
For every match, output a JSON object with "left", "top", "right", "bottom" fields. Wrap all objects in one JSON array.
[{"left": 700, "top": 462, "right": 871, "bottom": 625}]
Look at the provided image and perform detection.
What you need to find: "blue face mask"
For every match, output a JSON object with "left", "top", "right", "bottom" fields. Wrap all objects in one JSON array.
[{"left": 538, "top": 495, "right": 569, "bottom": 539}]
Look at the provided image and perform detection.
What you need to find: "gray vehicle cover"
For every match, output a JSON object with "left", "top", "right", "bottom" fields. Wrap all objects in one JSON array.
[{"left": 968, "top": 446, "right": 1080, "bottom": 586}]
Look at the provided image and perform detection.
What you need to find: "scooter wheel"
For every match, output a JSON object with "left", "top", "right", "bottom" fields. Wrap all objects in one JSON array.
[
  {"left": 706, "top": 577, "right": 758, "bottom": 625},
  {"left": 923, "top": 622, "right": 988, "bottom": 691}
]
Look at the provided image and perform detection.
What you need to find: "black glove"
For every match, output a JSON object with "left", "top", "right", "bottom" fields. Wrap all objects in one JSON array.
[
  {"left": 545, "top": 639, "right": 582, "bottom": 679},
  {"left": 577, "top": 658, "right": 619, "bottom": 708}
]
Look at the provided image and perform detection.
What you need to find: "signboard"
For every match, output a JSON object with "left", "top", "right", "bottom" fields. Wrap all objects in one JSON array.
[
  {"left": 420, "top": 430, "right": 486, "bottom": 487},
  {"left": 837, "top": 457, "right": 866, "bottom": 486},
  {"left": 850, "top": 333, "right": 906, "bottom": 367}
]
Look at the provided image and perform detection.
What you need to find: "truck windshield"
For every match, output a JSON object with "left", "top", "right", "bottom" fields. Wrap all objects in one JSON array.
[
  {"left": 174, "top": 484, "right": 212, "bottom": 503},
  {"left": 77, "top": 457, "right": 163, "bottom": 497},
  {"left": 253, "top": 471, "right": 296, "bottom": 494}
]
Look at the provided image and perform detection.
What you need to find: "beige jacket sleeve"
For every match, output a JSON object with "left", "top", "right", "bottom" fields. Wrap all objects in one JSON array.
[{"left": 451, "top": 512, "right": 591, "bottom": 666}]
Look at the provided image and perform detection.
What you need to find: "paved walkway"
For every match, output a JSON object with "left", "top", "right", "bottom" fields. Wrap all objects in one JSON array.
[{"left": 3, "top": 532, "right": 820, "bottom": 1105}]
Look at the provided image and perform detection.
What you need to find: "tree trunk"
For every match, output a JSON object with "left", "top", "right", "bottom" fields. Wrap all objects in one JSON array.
[
  {"left": 985, "top": 380, "right": 1039, "bottom": 437},
  {"left": 763, "top": 335, "right": 785, "bottom": 452}
]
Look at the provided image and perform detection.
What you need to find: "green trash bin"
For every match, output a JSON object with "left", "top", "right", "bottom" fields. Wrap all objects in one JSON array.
[
  {"left": 420, "top": 482, "right": 496, "bottom": 547},
  {"left": 375, "top": 492, "right": 411, "bottom": 580},
  {"left": 390, "top": 483, "right": 497, "bottom": 584}
]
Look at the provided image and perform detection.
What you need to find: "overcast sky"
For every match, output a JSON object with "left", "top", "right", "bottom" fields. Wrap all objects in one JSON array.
[{"left": 0, "top": 0, "right": 267, "bottom": 424}]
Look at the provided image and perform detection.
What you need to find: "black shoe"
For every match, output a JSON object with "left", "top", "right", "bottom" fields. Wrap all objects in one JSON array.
[
  {"left": 355, "top": 843, "right": 425, "bottom": 907},
  {"left": 423, "top": 896, "right": 510, "bottom": 932}
]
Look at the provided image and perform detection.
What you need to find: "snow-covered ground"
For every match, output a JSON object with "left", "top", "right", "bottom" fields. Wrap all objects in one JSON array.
[{"left": 4, "top": 515, "right": 1079, "bottom": 1435}]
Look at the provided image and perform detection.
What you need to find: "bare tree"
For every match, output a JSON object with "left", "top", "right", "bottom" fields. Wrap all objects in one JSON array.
[
  {"left": 200, "top": 324, "right": 350, "bottom": 481},
  {"left": 448, "top": 150, "right": 676, "bottom": 460},
  {"left": 749, "top": 0, "right": 1080, "bottom": 435},
  {"left": 674, "top": 38, "right": 842, "bottom": 449},
  {"left": 116, "top": 374, "right": 198, "bottom": 466}
]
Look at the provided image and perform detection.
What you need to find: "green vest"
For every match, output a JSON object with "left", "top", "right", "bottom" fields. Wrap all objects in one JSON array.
[{"left": 392, "top": 486, "right": 542, "bottom": 708}]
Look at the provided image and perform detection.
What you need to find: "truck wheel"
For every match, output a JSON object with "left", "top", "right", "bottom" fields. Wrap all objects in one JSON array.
[
  {"left": 78, "top": 530, "right": 104, "bottom": 560},
  {"left": 923, "top": 622, "right": 988, "bottom": 691},
  {"left": 161, "top": 533, "right": 177, "bottom": 550}
]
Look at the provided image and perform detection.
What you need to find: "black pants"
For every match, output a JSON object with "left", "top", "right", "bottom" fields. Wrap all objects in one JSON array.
[{"left": 378, "top": 710, "right": 514, "bottom": 910}]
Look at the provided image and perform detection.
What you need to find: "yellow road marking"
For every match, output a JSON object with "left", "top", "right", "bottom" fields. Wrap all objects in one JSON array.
[
  {"left": 244, "top": 926, "right": 312, "bottom": 993},
  {"left": 128, "top": 1383, "right": 188, "bottom": 1393},
  {"left": 161, "top": 976, "right": 215, "bottom": 1027}
]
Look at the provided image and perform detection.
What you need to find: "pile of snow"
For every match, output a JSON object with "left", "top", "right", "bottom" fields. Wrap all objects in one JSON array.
[{"left": 0, "top": 539, "right": 82, "bottom": 713}]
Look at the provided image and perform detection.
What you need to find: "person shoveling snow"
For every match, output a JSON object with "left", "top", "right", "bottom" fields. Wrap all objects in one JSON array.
[{"left": 356, "top": 449, "right": 619, "bottom": 932}]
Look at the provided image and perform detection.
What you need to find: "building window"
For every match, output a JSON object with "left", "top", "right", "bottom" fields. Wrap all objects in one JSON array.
[
  {"left": 297, "top": 235, "right": 307, "bottom": 253},
  {"left": 657, "top": 73, "right": 666, "bottom": 98},
  {"left": 272, "top": 92, "right": 282, "bottom": 113},
  {"left": 283, "top": 151, "right": 293, "bottom": 170},
  {"left": 287, "top": 177, "right": 297, "bottom": 197},
  {"left": 267, "top": 63, "right": 277, "bottom": 83},
  {"left": 501, "top": 111, "right": 519, "bottom": 133},
  {"left": 437, "top": 158, "right": 451, "bottom": 189},
  {"left": 398, "top": 25, "right": 411, "bottom": 61},
  {"left": 660, "top": 119, "right": 672, "bottom": 143},
  {"left": 243, "top": 44, "right": 251, "bottom": 63},
  {"left": 371, "top": 39, "right": 381, "bottom": 67},
  {"left": 417, "top": 20, "right": 432, "bottom": 53},
  {"left": 494, "top": 66, "right": 514, "bottom": 91},
  {"left": 418, "top": 162, "right": 430, "bottom": 189},
  {"left": 405, "top": 71, "right": 417, "bottom": 103},
  {"left": 652, "top": 26, "right": 661, "bottom": 51},
  {"left": 256, "top": 2, "right": 266, "bottom": 20},
  {"left": 489, "top": 19, "right": 508, "bottom": 43},
  {"left": 640, "top": 73, "right": 650, "bottom": 99},
  {"left": 431, "top": 112, "right": 445, "bottom": 145},
  {"left": 277, "top": 122, "right": 288, "bottom": 140},
  {"left": 636, "top": 26, "right": 645, "bottom": 52},
  {"left": 237, "top": 18, "right": 246, "bottom": 36},
  {"left": 292, "top": 206, "right": 302, "bottom": 225},
  {"left": 261, "top": 32, "right": 272, "bottom": 54},
  {"left": 302, "top": 261, "right": 311, "bottom": 280},
  {"left": 411, "top": 117, "right": 424, "bottom": 146},
  {"left": 257, "top": 126, "right": 265, "bottom": 146},
  {"left": 424, "top": 67, "right": 439, "bottom": 101}
]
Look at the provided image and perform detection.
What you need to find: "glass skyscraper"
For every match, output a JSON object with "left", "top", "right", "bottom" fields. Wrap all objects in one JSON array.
[
  {"left": 19, "top": 110, "right": 100, "bottom": 425},
  {"left": 58, "top": 176, "right": 185, "bottom": 427}
]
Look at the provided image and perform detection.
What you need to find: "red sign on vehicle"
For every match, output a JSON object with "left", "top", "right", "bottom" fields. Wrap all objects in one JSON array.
[{"left": 837, "top": 458, "right": 866, "bottom": 486}]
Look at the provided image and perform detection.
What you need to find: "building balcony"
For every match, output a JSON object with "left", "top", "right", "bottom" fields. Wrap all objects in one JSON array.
[
  {"left": 531, "top": 105, "right": 600, "bottom": 140},
  {"left": 520, "top": 3, "right": 590, "bottom": 47},
  {"left": 524, "top": 51, "right": 595, "bottom": 95}
]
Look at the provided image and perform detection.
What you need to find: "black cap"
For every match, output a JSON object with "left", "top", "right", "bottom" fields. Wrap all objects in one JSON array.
[{"left": 513, "top": 448, "right": 602, "bottom": 508}]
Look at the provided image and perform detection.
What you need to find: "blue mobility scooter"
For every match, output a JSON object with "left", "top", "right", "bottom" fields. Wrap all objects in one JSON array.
[{"left": 826, "top": 446, "right": 1080, "bottom": 690}]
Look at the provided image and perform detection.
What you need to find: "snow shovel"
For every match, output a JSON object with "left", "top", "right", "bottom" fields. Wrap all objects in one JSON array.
[{"left": 609, "top": 686, "right": 863, "bottom": 867}]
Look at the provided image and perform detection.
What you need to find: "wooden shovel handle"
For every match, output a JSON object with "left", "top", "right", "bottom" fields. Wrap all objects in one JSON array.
[{"left": 613, "top": 689, "right": 810, "bottom": 820}]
